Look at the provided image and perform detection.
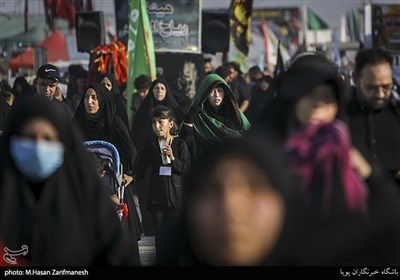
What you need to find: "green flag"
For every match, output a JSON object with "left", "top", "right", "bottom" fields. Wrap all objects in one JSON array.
[
  {"left": 127, "top": 0, "right": 156, "bottom": 123},
  {"left": 307, "top": 7, "right": 329, "bottom": 30}
]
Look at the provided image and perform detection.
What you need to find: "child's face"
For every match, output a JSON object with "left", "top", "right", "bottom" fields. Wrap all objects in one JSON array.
[
  {"left": 295, "top": 83, "right": 338, "bottom": 126},
  {"left": 152, "top": 117, "right": 173, "bottom": 138}
]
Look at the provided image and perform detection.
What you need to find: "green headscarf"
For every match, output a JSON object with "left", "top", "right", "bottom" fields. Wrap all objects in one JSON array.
[{"left": 190, "top": 74, "right": 251, "bottom": 141}]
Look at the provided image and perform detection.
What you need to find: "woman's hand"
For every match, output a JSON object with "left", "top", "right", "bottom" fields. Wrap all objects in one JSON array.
[
  {"left": 184, "top": 105, "right": 202, "bottom": 124},
  {"left": 110, "top": 194, "right": 120, "bottom": 205},
  {"left": 350, "top": 148, "right": 372, "bottom": 179},
  {"left": 123, "top": 174, "right": 134, "bottom": 186}
]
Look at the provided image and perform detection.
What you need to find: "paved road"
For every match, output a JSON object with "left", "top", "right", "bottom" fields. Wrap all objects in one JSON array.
[{"left": 138, "top": 235, "right": 156, "bottom": 266}]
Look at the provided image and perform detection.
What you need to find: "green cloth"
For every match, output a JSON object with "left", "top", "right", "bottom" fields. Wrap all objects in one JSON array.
[
  {"left": 127, "top": 0, "right": 157, "bottom": 123},
  {"left": 307, "top": 7, "right": 330, "bottom": 30},
  {"left": 190, "top": 74, "right": 251, "bottom": 141}
]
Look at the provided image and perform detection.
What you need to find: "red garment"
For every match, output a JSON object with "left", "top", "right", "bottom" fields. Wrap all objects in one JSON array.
[
  {"left": 117, "top": 203, "right": 129, "bottom": 221},
  {"left": 43, "top": 0, "right": 75, "bottom": 30},
  {"left": 88, "top": 40, "right": 128, "bottom": 86}
]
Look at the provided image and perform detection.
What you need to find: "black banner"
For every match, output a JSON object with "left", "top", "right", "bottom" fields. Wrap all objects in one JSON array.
[
  {"left": 156, "top": 52, "right": 204, "bottom": 113},
  {"left": 148, "top": 0, "right": 200, "bottom": 52},
  {"left": 114, "top": 0, "right": 129, "bottom": 45}
]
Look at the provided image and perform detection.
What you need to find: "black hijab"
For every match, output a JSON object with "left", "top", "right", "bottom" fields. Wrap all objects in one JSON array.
[
  {"left": 131, "top": 78, "right": 184, "bottom": 152},
  {"left": 0, "top": 97, "right": 139, "bottom": 265},
  {"left": 172, "top": 130, "right": 305, "bottom": 266},
  {"left": 97, "top": 72, "right": 130, "bottom": 130},
  {"left": 175, "top": 128, "right": 400, "bottom": 266},
  {"left": 0, "top": 93, "right": 11, "bottom": 133},
  {"left": 11, "top": 76, "right": 33, "bottom": 101},
  {"left": 74, "top": 82, "right": 137, "bottom": 172},
  {"left": 260, "top": 52, "right": 347, "bottom": 142}
]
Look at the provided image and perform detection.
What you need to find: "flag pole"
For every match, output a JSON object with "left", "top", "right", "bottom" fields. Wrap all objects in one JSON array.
[{"left": 302, "top": 0, "right": 309, "bottom": 51}]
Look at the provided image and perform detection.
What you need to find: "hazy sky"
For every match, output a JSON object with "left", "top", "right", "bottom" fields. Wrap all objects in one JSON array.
[
  {"left": 2, "top": 0, "right": 399, "bottom": 62},
  {"left": 2, "top": 0, "right": 399, "bottom": 34}
]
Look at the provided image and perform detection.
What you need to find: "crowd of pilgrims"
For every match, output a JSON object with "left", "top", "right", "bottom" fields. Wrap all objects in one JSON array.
[{"left": 1, "top": 47, "right": 400, "bottom": 267}]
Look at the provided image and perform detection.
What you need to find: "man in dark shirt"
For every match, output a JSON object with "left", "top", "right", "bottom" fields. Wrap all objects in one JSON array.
[{"left": 347, "top": 48, "right": 400, "bottom": 187}]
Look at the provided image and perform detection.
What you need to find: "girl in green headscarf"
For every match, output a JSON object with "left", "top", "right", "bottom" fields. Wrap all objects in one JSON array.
[{"left": 180, "top": 74, "right": 251, "bottom": 164}]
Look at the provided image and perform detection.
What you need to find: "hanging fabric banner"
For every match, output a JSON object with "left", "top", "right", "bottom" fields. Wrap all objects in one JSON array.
[{"left": 127, "top": 0, "right": 157, "bottom": 123}]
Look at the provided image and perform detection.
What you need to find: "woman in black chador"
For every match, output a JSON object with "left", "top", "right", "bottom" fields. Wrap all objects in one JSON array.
[
  {"left": 171, "top": 130, "right": 400, "bottom": 266},
  {"left": 73, "top": 82, "right": 143, "bottom": 250},
  {"left": 0, "top": 97, "right": 139, "bottom": 265},
  {"left": 130, "top": 79, "right": 184, "bottom": 235},
  {"left": 131, "top": 79, "right": 184, "bottom": 153},
  {"left": 0, "top": 93, "right": 11, "bottom": 133},
  {"left": 97, "top": 72, "right": 130, "bottom": 131}
]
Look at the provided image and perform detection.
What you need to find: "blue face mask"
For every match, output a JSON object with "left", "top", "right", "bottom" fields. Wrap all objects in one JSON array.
[{"left": 9, "top": 137, "right": 65, "bottom": 183}]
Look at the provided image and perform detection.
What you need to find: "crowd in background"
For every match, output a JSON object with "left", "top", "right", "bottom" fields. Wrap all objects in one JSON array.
[{"left": 1, "top": 47, "right": 400, "bottom": 267}]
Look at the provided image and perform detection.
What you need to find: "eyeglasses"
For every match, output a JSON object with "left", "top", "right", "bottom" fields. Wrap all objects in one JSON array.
[{"left": 364, "top": 83, "right": 393, "bottom": 94}]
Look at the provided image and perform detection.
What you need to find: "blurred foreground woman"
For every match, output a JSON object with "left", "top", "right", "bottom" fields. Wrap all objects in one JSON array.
[
  {"left": 173, "top": 131, "right": 400, "bottom": 266},
  {"left": 0, "top": 97, "right": 139, "bottom": 266},
  {"left": 173, "top": 132, "right": 304, "bottom": 266}
]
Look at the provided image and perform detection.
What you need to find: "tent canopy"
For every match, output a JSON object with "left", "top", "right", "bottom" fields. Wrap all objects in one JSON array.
[{"left": 8, "top": 31, "right": 69, "bottom": 70}]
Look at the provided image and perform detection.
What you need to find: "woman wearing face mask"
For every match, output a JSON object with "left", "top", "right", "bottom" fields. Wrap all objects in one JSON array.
[{"left": 0, "top": 97, "right": 139, "bottom": 265}]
